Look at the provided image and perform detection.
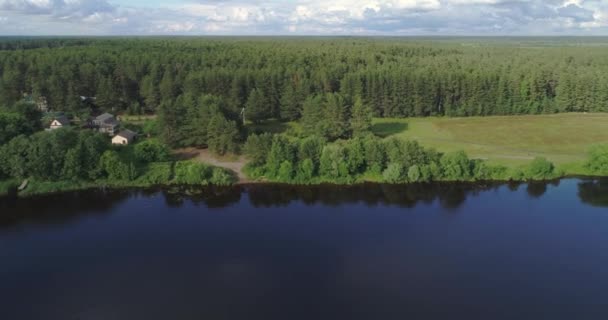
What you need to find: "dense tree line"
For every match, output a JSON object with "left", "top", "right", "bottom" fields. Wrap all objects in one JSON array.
[
  {"left": 1, "top": 38, "right": 608, "bottom": 149},
  {"left": 0, "top": 127, "right": 235, "bottom": 187},
  {"left": 244, "top": 133, "right": 560, "bottom": 184},
  {"left": 2, "top": 37, "right": 608, "bottom": 190}
]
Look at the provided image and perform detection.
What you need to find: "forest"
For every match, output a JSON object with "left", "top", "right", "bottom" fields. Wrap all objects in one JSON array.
[{"left": 1, "top": 37, "right": 608, "bottom": 192}]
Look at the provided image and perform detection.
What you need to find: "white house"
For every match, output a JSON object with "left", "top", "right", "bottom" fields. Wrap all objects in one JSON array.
[
  {"left": 112, "top": 129, "right": 136, "bottom": 145},
  {"left": 49, "top": 116, "right": 69, "bottom": 130}
]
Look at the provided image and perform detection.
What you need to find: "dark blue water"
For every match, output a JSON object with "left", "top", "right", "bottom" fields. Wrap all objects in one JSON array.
[{"left": 1, "top": 179, "right": 608, "bottom": 320}]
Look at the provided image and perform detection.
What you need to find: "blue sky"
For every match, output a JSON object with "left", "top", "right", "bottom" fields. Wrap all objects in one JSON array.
[{"left": 0, "top": 0, "right": 607, "bottom": 35}]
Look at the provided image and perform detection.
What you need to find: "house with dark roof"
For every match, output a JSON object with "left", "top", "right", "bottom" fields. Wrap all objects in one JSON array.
[
  {"left": 93, "top": 113, "right": 119, "bottom": 135},
  {"left": 112, "top": 129, "right": 136, "bottom": 145},
  {"left": 49, "top": 115, "right": 69, "bottom": 130}
]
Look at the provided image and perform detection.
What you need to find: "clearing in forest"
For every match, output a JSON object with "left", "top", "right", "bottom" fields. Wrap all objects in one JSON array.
[{"left": 372, "top": 113, "right": 608, "bottom": 166}]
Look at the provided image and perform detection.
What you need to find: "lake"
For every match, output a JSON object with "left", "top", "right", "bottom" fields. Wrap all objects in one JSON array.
[{"left": 1, "top": 179, "right": 608, "bottom": 320}]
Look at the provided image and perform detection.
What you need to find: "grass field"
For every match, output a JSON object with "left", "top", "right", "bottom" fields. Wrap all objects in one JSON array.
[{"left": 372, "top": 113, "right": 608, "bottom": 168}]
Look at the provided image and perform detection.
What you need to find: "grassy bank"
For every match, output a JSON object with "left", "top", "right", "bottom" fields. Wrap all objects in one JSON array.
[{"left": 372, "top": 113, "right": 608, "bottom": 169}]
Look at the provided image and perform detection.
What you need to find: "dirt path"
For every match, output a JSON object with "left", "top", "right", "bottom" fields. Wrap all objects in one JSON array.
[{"left": 175, "top": 148, "right": 250, "bottom": 183}]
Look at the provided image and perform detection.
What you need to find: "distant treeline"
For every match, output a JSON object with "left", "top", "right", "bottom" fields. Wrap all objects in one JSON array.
[
  {"left": 0, "top": 38, "right": 93, "bottom": 51},
  {"left": 2, "top": 38, "right": 608, "bottom": 121}
]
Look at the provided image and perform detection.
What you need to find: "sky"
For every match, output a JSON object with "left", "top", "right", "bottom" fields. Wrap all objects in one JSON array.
[{"left": 0, "top": 0, "right": 606, "bottom": 35}]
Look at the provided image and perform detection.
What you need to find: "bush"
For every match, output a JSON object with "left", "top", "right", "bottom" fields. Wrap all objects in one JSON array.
[
  {"left": 297, "top": 158, "right": 315, "bottom": 182},
  {"left": 100, "top": 150, "right": 136, "bottom": 181},
  {"left": 172, "top": 161, "right": 235, "bottom": 185},
  {"left": 525, "top": 157, "right": 555, "bottom": 180},
  {"left": 407, "top": 164, "right": 422, "bottom": 182},
  {"left": 134, "top": 140, "right": 171, "bottom": 163},
  {"left": 265, "top": 135, "right": 295, "bottom": 178},
  {"left": 138, "top": 162, "right": 173, "bottom": 184},
  {"left": 142, "top": 119, "right": 160, "bottom": 137},
  {"left": 383, "top": 163, "right": 404, "bottom": 183},
  {"left": 173, "top": 161, "right": 212, "bottom": 185},
  {"left": 319, "top": 145, "right": 347, "bottom": 179},
  {"left": 440, "top": 151, "right": 473, "bottom": 181},
  {"left": 278, "top": 161, "right": 294, "bottom": 182},
  {"left": 243, "top": 163, "right": 265, "bottom": 180},
  {"left": 210, "top": 168, "right": 236, "bottom": 186},
  {"left": 586, "top": 145, "right": 608, "bottom": 175}
]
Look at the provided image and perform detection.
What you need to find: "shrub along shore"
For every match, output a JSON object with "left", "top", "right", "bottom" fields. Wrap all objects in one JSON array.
[{"left": 242, "top": 133, "right": 599, "bottom": 185}]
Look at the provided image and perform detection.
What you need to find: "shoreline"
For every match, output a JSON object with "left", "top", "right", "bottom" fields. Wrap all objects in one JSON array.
[{"left": 1, "top": 174, "right": 604, "bottom": 198}]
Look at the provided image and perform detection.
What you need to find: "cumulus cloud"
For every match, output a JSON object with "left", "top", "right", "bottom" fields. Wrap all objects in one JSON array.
[
  {"left": 0, "top": 0, "right": 115, "bottom": 19},
  {"left": 0, "top": 0, "right": 606, "bottom": 35},
  {"left": 558, "top": 3, "right": 594, "bottom": 22}
]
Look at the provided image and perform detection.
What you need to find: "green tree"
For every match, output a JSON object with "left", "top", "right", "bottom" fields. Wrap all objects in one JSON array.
[
  {"left": 297, "top": 158, "right": 315, "bottom": 182},
  {"left": 96, "top": 76, "right": 119, "bottom": 111},
  {"left": 363, "top": 135, "right": 386, "bottom": 174},
  {"left": 245, "top": 89, "right": 268, "bottom": 124},
  {"left": 344, "top": 138, "right": 366, "bottom": 174},
  {"left": 323, "top": 93, "right": 351, "bottom": 140},
  {"left": 62, "top": 147, "right": 84, "bottom": 180},
  {"left": 297, "top": 135, "right": 325, "bottom": 167},
  {"left": 0, "top": 112, "right": 29, "bottom": 145},
  {"left": 440, "top": 151, "right": 473, "bottom": 180},
  {"left": 278, "top": 161, "right": 294, "bottom": 182},
  {"left": 100, "top": 150, "right": 133, "bottom": 181},
  {"left": 134, "top": 140, "right": 171, "bottom": 163},
  {"left": 280, "top": 82, "right": 301, "bottom": 121},
  {"left": 319, "top": 145, "right": 348, "bottom": 179},
  {"left": 350, "top": 97, "right": 373, "bottom": 137},
  {"left": 407, "top": 164, "right": 422, "bottom": 182},
  {"left": 159, "top": 71, "right": 178, "bottom": 102},
  {"left": 244, "top": 133, "right": 273, "bottom": 166},
  {"left": 301, "top": 95, "right": 325, "bottom": 137},
  {"left": 265, "top": 135, "right": 295, "bottom": 178},
  {"left": 383, "top": 163, "right": 405, "bottom": 183},
  {"left": 207, "top": 114, "right": 240, "bottom": 155},
  {"left": 0, "top": 135, "right": 30, "bottom": 179}
]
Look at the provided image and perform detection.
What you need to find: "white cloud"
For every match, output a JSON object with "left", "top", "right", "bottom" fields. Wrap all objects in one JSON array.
[{"left": 0, "top": 0, "right": 606, "bottom": 35}]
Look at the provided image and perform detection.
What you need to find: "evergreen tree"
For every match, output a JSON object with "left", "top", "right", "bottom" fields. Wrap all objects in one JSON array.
[
  {"left": 350, "top": 97, "right": 373, "bottom": 137},
  {"left": 245, "top": 89, "right": 268, "bottom": 124},
  {"left": 323, "top": 93, "right": 350, "bottom": 140}
]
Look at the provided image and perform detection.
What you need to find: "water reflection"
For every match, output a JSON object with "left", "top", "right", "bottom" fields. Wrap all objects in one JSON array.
[
  {"left": 526, "top": 181, "right": 562, "bottom": 198},
  {"left": 1, "top": 179, "right": 606, "bottom": 229},
  {"left": 245, "top": 183, "right": 498, "bottom": 209},
  {"left": 0, "top": 190, "right": 130, "bottom": 228},
  {"left": 578, "top": 179, "right": 608, "bottom": 207},
  {"left": 162, "top": 185, "right": 243, "bottom": 208}
]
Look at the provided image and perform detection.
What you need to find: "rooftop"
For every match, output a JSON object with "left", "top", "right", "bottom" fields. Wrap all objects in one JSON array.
[
  {"left": 115, "top": 129, "right": 136, "bottom": 140},
  {"left": 53, "top": 116, "right": 69, "bottom": 126},
  {"left": 95, "top": 113, "right": 115, "bottom": 122}
]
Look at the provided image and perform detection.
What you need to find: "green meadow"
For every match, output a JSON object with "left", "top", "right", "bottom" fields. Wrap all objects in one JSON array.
[{"left": 373, "top": 113, "right": 608, "bottom": 170}]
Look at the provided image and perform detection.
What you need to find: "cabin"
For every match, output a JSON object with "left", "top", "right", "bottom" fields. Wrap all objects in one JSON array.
[
  {"left": 112, "top": 129, "right": 136, "bottom": 145},
  {"left": 49, "top": 116, "right": 69, "bottom": 130},
  {"left": 93, "top": 113, "right": 119, "bottom": 135}
]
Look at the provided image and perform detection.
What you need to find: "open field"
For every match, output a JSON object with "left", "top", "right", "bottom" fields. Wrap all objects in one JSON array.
[{"left": 373, "top": 113, "right": 608, "bottom": 167}]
